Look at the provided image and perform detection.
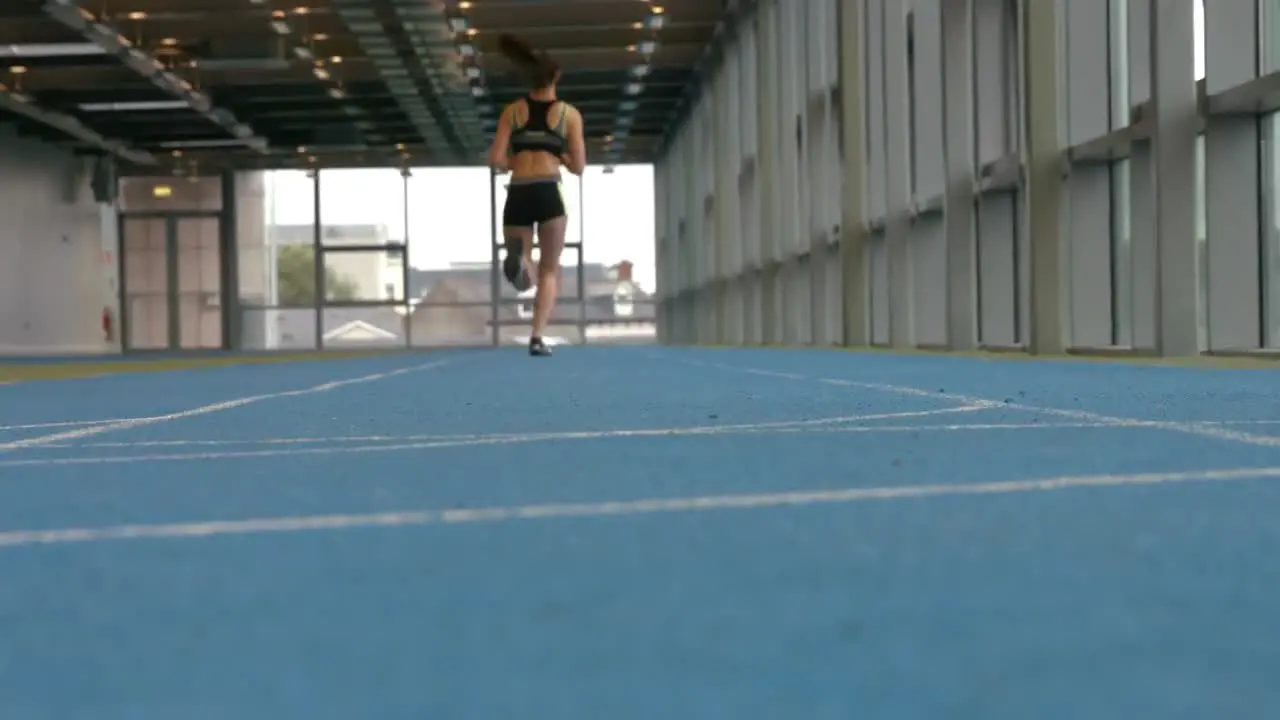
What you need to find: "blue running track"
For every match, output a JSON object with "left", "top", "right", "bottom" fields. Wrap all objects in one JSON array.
[{"left": 1, "top": 346, "right": 1279, "bottom": 719}]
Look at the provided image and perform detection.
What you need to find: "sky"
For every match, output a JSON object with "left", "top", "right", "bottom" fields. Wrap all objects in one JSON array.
[{"left": 264, "top": 164, "right": 658, "bottom": 291}]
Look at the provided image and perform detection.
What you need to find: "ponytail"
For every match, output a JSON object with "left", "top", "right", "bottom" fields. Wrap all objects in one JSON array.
[{"left": 497, "top": 33, "right": 559, "bottom": 89}]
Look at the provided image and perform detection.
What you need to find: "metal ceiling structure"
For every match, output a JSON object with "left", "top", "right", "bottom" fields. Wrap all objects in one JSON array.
[{"left": 0, "top": 0, "right": 726, "bottom": 172}]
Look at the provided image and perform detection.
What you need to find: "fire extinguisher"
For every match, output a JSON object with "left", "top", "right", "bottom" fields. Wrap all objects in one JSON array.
[{"left": 102, "top": 306, "right": 113, "bottom": 343}]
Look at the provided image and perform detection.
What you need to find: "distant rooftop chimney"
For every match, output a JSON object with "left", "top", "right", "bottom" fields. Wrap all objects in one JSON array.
[{"left": 612, "top": 260, "right": 633, "bottom": 282}]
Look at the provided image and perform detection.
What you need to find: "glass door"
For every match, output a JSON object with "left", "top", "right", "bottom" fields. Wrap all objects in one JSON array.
[
  {"left": 120, "top": 213, "right": 224, "bottom": 351},
  {"left": 121, "top": 217, "right": 171, "bottom": 350},
  {"left": 175, "top": 217, "right": 224, "bottom": 350}
]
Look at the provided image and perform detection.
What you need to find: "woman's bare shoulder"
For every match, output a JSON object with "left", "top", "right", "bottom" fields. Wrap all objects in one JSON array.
[{"left": 559, "top": 101, "right": 583, "bottom": 121}]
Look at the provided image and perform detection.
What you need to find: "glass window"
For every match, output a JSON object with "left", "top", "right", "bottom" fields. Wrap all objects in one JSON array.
[
  {"left": 1195, "top": 0, "right": 1205, "bottom": 81},
  {"left": 235, "top": 170, "right": 318, "bottom": 351},
  {"left": 1263, "top": 114, "right": 1280, "bottom": 347},
  {"left": 317, "top": 168, "right": 406, "bottom": 248},
  {"left": 1109, "top": 0, "right": 1130, "bottom": 129},
  {"left": 906, "top": 10, "right": 917, "bottom": 196},
  {"left": 1110, "top": 159, "right": 1132, "bottom": 345},
  {"left": 1195, "top": 133, "right": 1207, "bottom": 349},
  {"left": 1265, "top": 0, "right": 1280, "bottom": 71}
]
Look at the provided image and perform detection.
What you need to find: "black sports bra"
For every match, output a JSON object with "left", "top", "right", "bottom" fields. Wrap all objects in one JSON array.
[{"left": 509, "top": 97, "right": 567, "bottom": 158}]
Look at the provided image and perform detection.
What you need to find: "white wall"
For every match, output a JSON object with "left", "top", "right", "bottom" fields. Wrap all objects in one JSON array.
[{"left": 0, "top": 127, "right": 118, "bottom": 355}]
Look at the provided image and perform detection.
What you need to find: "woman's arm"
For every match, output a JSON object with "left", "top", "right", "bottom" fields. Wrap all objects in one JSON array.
[
  {"left": 488, "top": 103, "right": 513, "bottom": 170},
  {"left": 561, "top": 105, "right": 587, "bottom": 176}
]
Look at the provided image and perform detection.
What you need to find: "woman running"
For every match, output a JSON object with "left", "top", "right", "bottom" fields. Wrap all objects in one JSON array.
[{"left": 488, "top": 33, "right": 587, "bottom": 357}]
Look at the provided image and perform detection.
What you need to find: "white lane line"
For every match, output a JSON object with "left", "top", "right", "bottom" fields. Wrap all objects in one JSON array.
[
  {"left": 679, "top": 358, "right": 1280, "bottom": 449},
  {"left": 0, "top": 417, "right": 152, "bottom": 432},
  {"left": 1, "top": 465, "right": 1277, "bottom": 549},
  {"left": 0, "top": 407, "right": 987, "bottom": 468},
  {"left": 10, "top": 416, "right": 1280, "bottom": 443},
  {"left": 5, "top": 418, "right": 1210, "bottom": 451},
  {"left": 0, "top": 359, "right": 456, "bottom": 453}
]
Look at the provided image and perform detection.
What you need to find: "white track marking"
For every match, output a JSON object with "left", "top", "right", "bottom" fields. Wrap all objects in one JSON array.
[
  {"left": 9, "top": 418, "right": 1224, "bottom": 451},
  {"left": 816, "top": 377, "right": 1280, "bottom": 448},
  {"left": 0, "top": 417, "right": 151, "bottom": 432},
  {"left": 680, "top": 358, "right": 1280, "bottom": 449},
  {"left": 0, "top": 359, "right": 455, "bottom": 453},
  {"left": 11, "top": 417, "right": 1280, "bottom": 445},
  {"left": 0, "top": 465, "right": 1277, "bottom": 549},
  {"left": 0, "top": 407, "right": 987, "bottom": 468}
]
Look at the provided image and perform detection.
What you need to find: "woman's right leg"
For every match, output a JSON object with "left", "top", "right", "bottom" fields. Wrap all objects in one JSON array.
[{"left": 529, "top": 215, "right": 567, "bottom": 352}]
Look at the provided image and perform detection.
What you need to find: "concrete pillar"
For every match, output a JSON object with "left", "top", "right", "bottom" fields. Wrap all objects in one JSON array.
[
  {"left": 1025, "top": 0, "right": 1065, "bottom": 353},
  {"left": 837, "top": 0, "right": 868, "bottom": 345}
]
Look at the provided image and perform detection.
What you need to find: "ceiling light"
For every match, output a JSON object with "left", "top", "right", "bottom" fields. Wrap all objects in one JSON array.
[
  {"left": 160, "top": 37, "right": 178, "bottom": 46},
  {"left": 9, "top": 65, "right": 27, "bottom": 74},
  {"left": 293, "top": 7, "right": 310, "bottom": 14},
  {"left": 0, "top": 43, "right": 106, "bottom": 57},
  {"left": 651, "top": 5, "right": 664, "bottom": 13},
  {"left": 329, "top": 56, "right": 342, "bottom": 64},
  {"left": 158, "top": 138, "right": 255, "bottom": 149},
  {"left": 458, "top": 1, "right": 473, "bottom": 8},
  {"left": 78, "top": 99, "right": 189, "bottom": 111},
  {"left": 466, "top": 28, "right": 478, "bottom": 36},
  {"left": 312, "top": 33, "right": 329, "bottom": 41},
  {"left": 327, "top": 86, "right": 346, "bottom": 99},
  {"left": 126, "top": 11, "right": 146, "bottom": 20},
  {"left": 312, "top": 65, "right": 330, "bottom": 80}
]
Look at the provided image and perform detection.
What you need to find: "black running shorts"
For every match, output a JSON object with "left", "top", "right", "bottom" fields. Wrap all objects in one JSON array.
[{"left": 502, "top": 180, "right": 566, "bottom": 228}]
